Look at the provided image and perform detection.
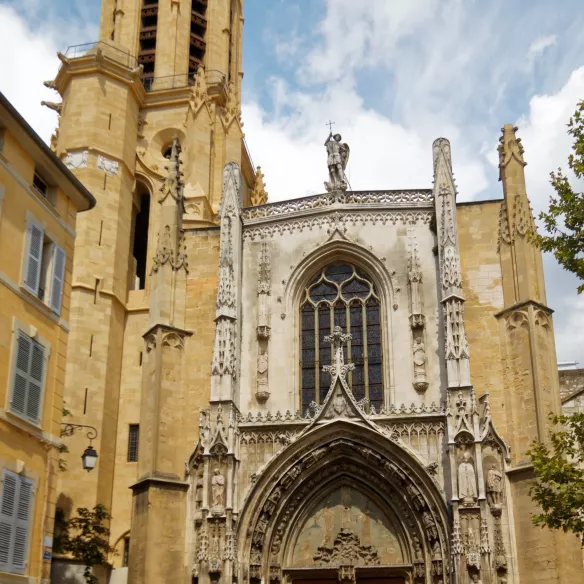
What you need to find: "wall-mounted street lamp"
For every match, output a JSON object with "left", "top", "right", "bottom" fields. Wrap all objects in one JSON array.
[{"left": 60, "top": 423, "right": 99, "bottom": 471}]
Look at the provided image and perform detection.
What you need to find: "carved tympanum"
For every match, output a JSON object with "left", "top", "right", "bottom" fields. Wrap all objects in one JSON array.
[{"left": 313, "top": 528, "right": 380, "bottom": 567}]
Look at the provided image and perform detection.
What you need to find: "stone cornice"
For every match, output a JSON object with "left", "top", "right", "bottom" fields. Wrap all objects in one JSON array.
[
  {"left": 142, "top": 86, "right": 192, "bottom": 109},
  {"left": 242, "top": 189, "right": 433, "bottom": 224},
  {"left": 243, "top": 210, "right": 433, "bottom": 241},
  {"left": 142, "top": 323, "right": 193, "bottom": 339},
  {"left": 130, "top": 475, "right": 190, "bottom": 491},
  {"left": 54, "top": 51, "right": 146, "bottom": 105},
  {"left": 238, "top": 403, "right": 446, "bottom": 429},
  {"left": 494, "top": 299, "right": 554, "bottom": 318}
]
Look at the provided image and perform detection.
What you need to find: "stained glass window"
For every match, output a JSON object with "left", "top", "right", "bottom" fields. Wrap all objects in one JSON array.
[{"left": 300, "top": 263, "right": 384, "bottom": 413}]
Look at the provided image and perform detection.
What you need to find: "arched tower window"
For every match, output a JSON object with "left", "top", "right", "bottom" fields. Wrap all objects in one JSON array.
[
  {"left": 300, "top": 263, "right": 383, "bottom": 414},
  {"left": 132, "top": 182, "right": 151, "bottom": 290}
]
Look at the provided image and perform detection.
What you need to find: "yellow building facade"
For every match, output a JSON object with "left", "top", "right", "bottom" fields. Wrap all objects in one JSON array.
[
  {"left": 0, "top": 92, "right": 95, "bottom": 583},
  {"left": 49, "top": 2, "right": 583, "bottom": 584}
]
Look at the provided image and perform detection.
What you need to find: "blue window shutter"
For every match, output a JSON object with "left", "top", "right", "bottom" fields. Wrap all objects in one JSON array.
[
  {"left": 0, "top": 471, "right": 17, "bottom": 571},
  {"left": 11, "top": 476, "right": 33, "bottom": 573},
  {"left": 24, "top": 223, "right": 43, "bottom": 295},
  {"left": 11, "top": 333, "right": 31, "bottom": 417},
  {"left": 50, "top": 245, "right": 66, "bottom": 314}
]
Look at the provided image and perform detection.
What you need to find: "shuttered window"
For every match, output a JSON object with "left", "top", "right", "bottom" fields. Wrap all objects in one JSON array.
[
  {"left": 22, "top": 219, "right": 67, "bottom": 314},
  {"left": 24, "top": 223, "right": 43, "bottom": 295},
  {"left": 0, "top": 470, "right": 34, "bottom": 575},
  {"left": 11, "top": 332, "right": 45, "bottom": 424},
  {"left": 49, "top": 245, "right": 66, "bottom": 315}
]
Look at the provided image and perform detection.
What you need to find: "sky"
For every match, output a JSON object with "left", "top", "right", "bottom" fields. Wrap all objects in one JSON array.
[{"left": 1, "top": 0, "right": 584, "bottom": 363}]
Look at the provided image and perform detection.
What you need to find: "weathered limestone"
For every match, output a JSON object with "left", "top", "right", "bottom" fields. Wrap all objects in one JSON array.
[
  {"left": 52, "top": 2, "right": 584, "bottom": 583},
  {"left": 54, "top": 2, "right": 253, "bottom": 581}
]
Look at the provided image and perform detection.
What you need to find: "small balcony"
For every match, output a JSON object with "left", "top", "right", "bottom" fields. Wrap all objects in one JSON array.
[
  {"left": 142, "top": 5, "right": 158, "bottom": 18},
  {"left": 141, "top": 73, "right": 194, "bottom": 93},
  {"left": 62, "top": 41, "right": 138, "bottom": 70}
]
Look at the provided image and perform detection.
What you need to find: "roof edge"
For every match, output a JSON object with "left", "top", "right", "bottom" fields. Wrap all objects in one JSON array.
[{"left": 0, "top": 91, "right": 96, "bottom": 211}]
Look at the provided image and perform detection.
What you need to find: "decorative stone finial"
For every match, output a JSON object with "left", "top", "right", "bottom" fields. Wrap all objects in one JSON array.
[
  {"left": 250, "top": 166, "right": 268, "bottom": 206},
  {"left": 498, "top": 124, "right": 526, "bottom": 174}
]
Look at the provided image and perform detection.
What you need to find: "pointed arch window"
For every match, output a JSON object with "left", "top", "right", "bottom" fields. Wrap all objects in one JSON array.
[{"left": 300, "top": 263, "right": 383, "bottom": 414}]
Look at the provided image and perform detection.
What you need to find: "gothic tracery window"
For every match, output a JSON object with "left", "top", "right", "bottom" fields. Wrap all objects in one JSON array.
[{"left": 300, "top": 263, "right": 383, "bottom": 414}]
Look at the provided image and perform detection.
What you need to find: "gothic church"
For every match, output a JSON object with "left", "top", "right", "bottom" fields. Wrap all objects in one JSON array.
[{"left": 49, "top": 1, "right": 584, "bottom": 583}]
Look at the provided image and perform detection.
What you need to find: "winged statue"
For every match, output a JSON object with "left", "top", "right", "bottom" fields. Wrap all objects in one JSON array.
[{"left": 324, "top": 132, "right": 350, "bottom": 192}]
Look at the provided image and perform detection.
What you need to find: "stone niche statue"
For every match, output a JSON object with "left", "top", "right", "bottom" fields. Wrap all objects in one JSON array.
[
  {"left": 486, "top": 463, "right": 503, "bottom": 508},
  {"left": 325, "top": 132, "right": 350, "bottom": 192},
  {"left": 211, "top": 468, "right": 225, "bottom": 509},
  {"left": 256, "top": 344, "right": 269, "bottom": 402},
  {"left": 458, "top": 451, "right": 478, "bottom": 507},
  {"left": 412, "top": 336, "right": 428, "bottom": 391}
]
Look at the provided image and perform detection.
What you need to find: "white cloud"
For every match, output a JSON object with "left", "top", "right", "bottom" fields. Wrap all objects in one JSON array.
[
  {"left": 0, "top": 5, "right": 60, "bottom": 142},
  {"left": 3, "top": 0, "right": 584, "bottom": 362},
  {"left": 511, "top": 68, "right": 584, "bottom": 361},
  {"left": 527, "top": 34, "right": 557, "bottom": 70},
  {"left": 243, "top": 80, "right": 488, "bottom": 202},
  {"left": 0, "top": 3, "right": 98, "bottom": 144}
]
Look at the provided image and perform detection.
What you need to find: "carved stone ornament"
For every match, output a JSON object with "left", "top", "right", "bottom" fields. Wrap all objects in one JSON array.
[
  {"left": 217, "top": 214, "right": 236, "bottom": 311},
  {"left": 492, "top": 513, "right": 508, "bottom": 570},
  {"left": 338, "top": 564, "right": 356, "bottom": 584},
  {"left": 244, "top": 211, "right": 432, "bottom": 241},
  {"left": 251, "top": 166, "right": 268, "bottom": 206},
  {"left": 211, "top": 468, "right": 225, "bottom": 509},
  {"left": 412, "top": 335, "right": 428, "bottom": 392},
  {"left": 256, "top": 345, "right": 269, "bottom": 402},
  {"left": 313, "top": 528, "right": 380, "bottom": 566},
  {"left": 458, "top": 451, "right": 478, "bottom": 507},
  {"left": 211, "top": 319, "right": 236, "bottom": 377},
  {"left": 97, "top": 154, "right": 119, "bottom": 175},
  {"left": 242, "top": 190, "right": 433, "bottom": 221},
  {"left": 63, "top": 150, "right": 88, "bottom": 170},
  {"left": 486, "top": 463, "right": 503, "bottom": 509},
  {"left": 324, "top": 131, "right": 350, "bottom": 193}
]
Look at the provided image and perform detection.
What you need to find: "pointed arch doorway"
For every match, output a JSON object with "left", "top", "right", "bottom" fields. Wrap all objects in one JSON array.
[{"left": 239, "top": 423, "right": 449, "bottom": 584}]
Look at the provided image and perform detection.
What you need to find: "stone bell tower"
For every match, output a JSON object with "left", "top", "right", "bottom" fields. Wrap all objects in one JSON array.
[{"left": 50, "top": 0, "right": 263, "bottom": 581}]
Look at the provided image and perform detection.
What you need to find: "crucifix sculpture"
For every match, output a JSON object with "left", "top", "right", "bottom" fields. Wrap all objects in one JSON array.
[{"left": 322, "top": 326, "right": 355, "bottom": 381}]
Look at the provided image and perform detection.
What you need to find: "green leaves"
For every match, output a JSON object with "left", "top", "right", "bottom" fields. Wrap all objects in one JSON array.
[
  {"left": 529, "top": 100, "right": 584, "bottom": 293},
  {"left": 56, "top": 504, "right": 116, "bottom": 584},
  {"left": 527, "top": 413, "right": 584, "bottom": 544}
]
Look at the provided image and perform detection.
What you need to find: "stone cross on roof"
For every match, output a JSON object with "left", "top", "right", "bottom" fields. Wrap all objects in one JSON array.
[{"left": 322, "top": 326, "right": 355, "bottom": 382}]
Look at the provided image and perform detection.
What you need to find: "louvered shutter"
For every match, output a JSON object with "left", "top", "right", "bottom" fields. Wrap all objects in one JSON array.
[
  {"left": 11, "top": 333, "right": 31, "bottom": 417},
  {"left": 11, "top": 476, "right": 33, "bottom": 573},
  {"left": 24, "top": 223, "right": 43, "bottom": 295},
  {"left": 0, "top": 471, "right": 17, "bottom": 571},
  {"left": 26, "top": 343, "right": 44, "bottom": 423},
  {"left": 50, "top": 245, "right": 66, "bottom": 314}
]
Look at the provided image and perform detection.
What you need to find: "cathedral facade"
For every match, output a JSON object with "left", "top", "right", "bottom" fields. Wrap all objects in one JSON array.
[{"left": 49, "top": 1, "right": 584, "bottom": 584}]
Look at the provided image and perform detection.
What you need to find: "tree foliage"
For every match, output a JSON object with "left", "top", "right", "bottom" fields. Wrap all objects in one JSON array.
[
  {"left": 527, "top": 413, "right": 584, "bottom": 544},
  {"left": 530, "top": 100, "right": 584, "bottom": 293},
  {"left": 56, "top": 504, "right": 116, "bottom": 584}
]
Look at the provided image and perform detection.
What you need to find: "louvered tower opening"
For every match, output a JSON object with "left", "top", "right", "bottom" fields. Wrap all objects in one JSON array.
[
  {"left": 139, "top": 0, "right": 158, "bottom": 88},
  {"left": 190, "top": 0, "right": 207, "bottom": 79}
]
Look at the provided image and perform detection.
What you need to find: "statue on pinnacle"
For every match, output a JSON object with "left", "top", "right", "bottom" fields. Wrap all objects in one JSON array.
[{"left": 324, "top": 123, "right": 350, "bottom": 192}]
